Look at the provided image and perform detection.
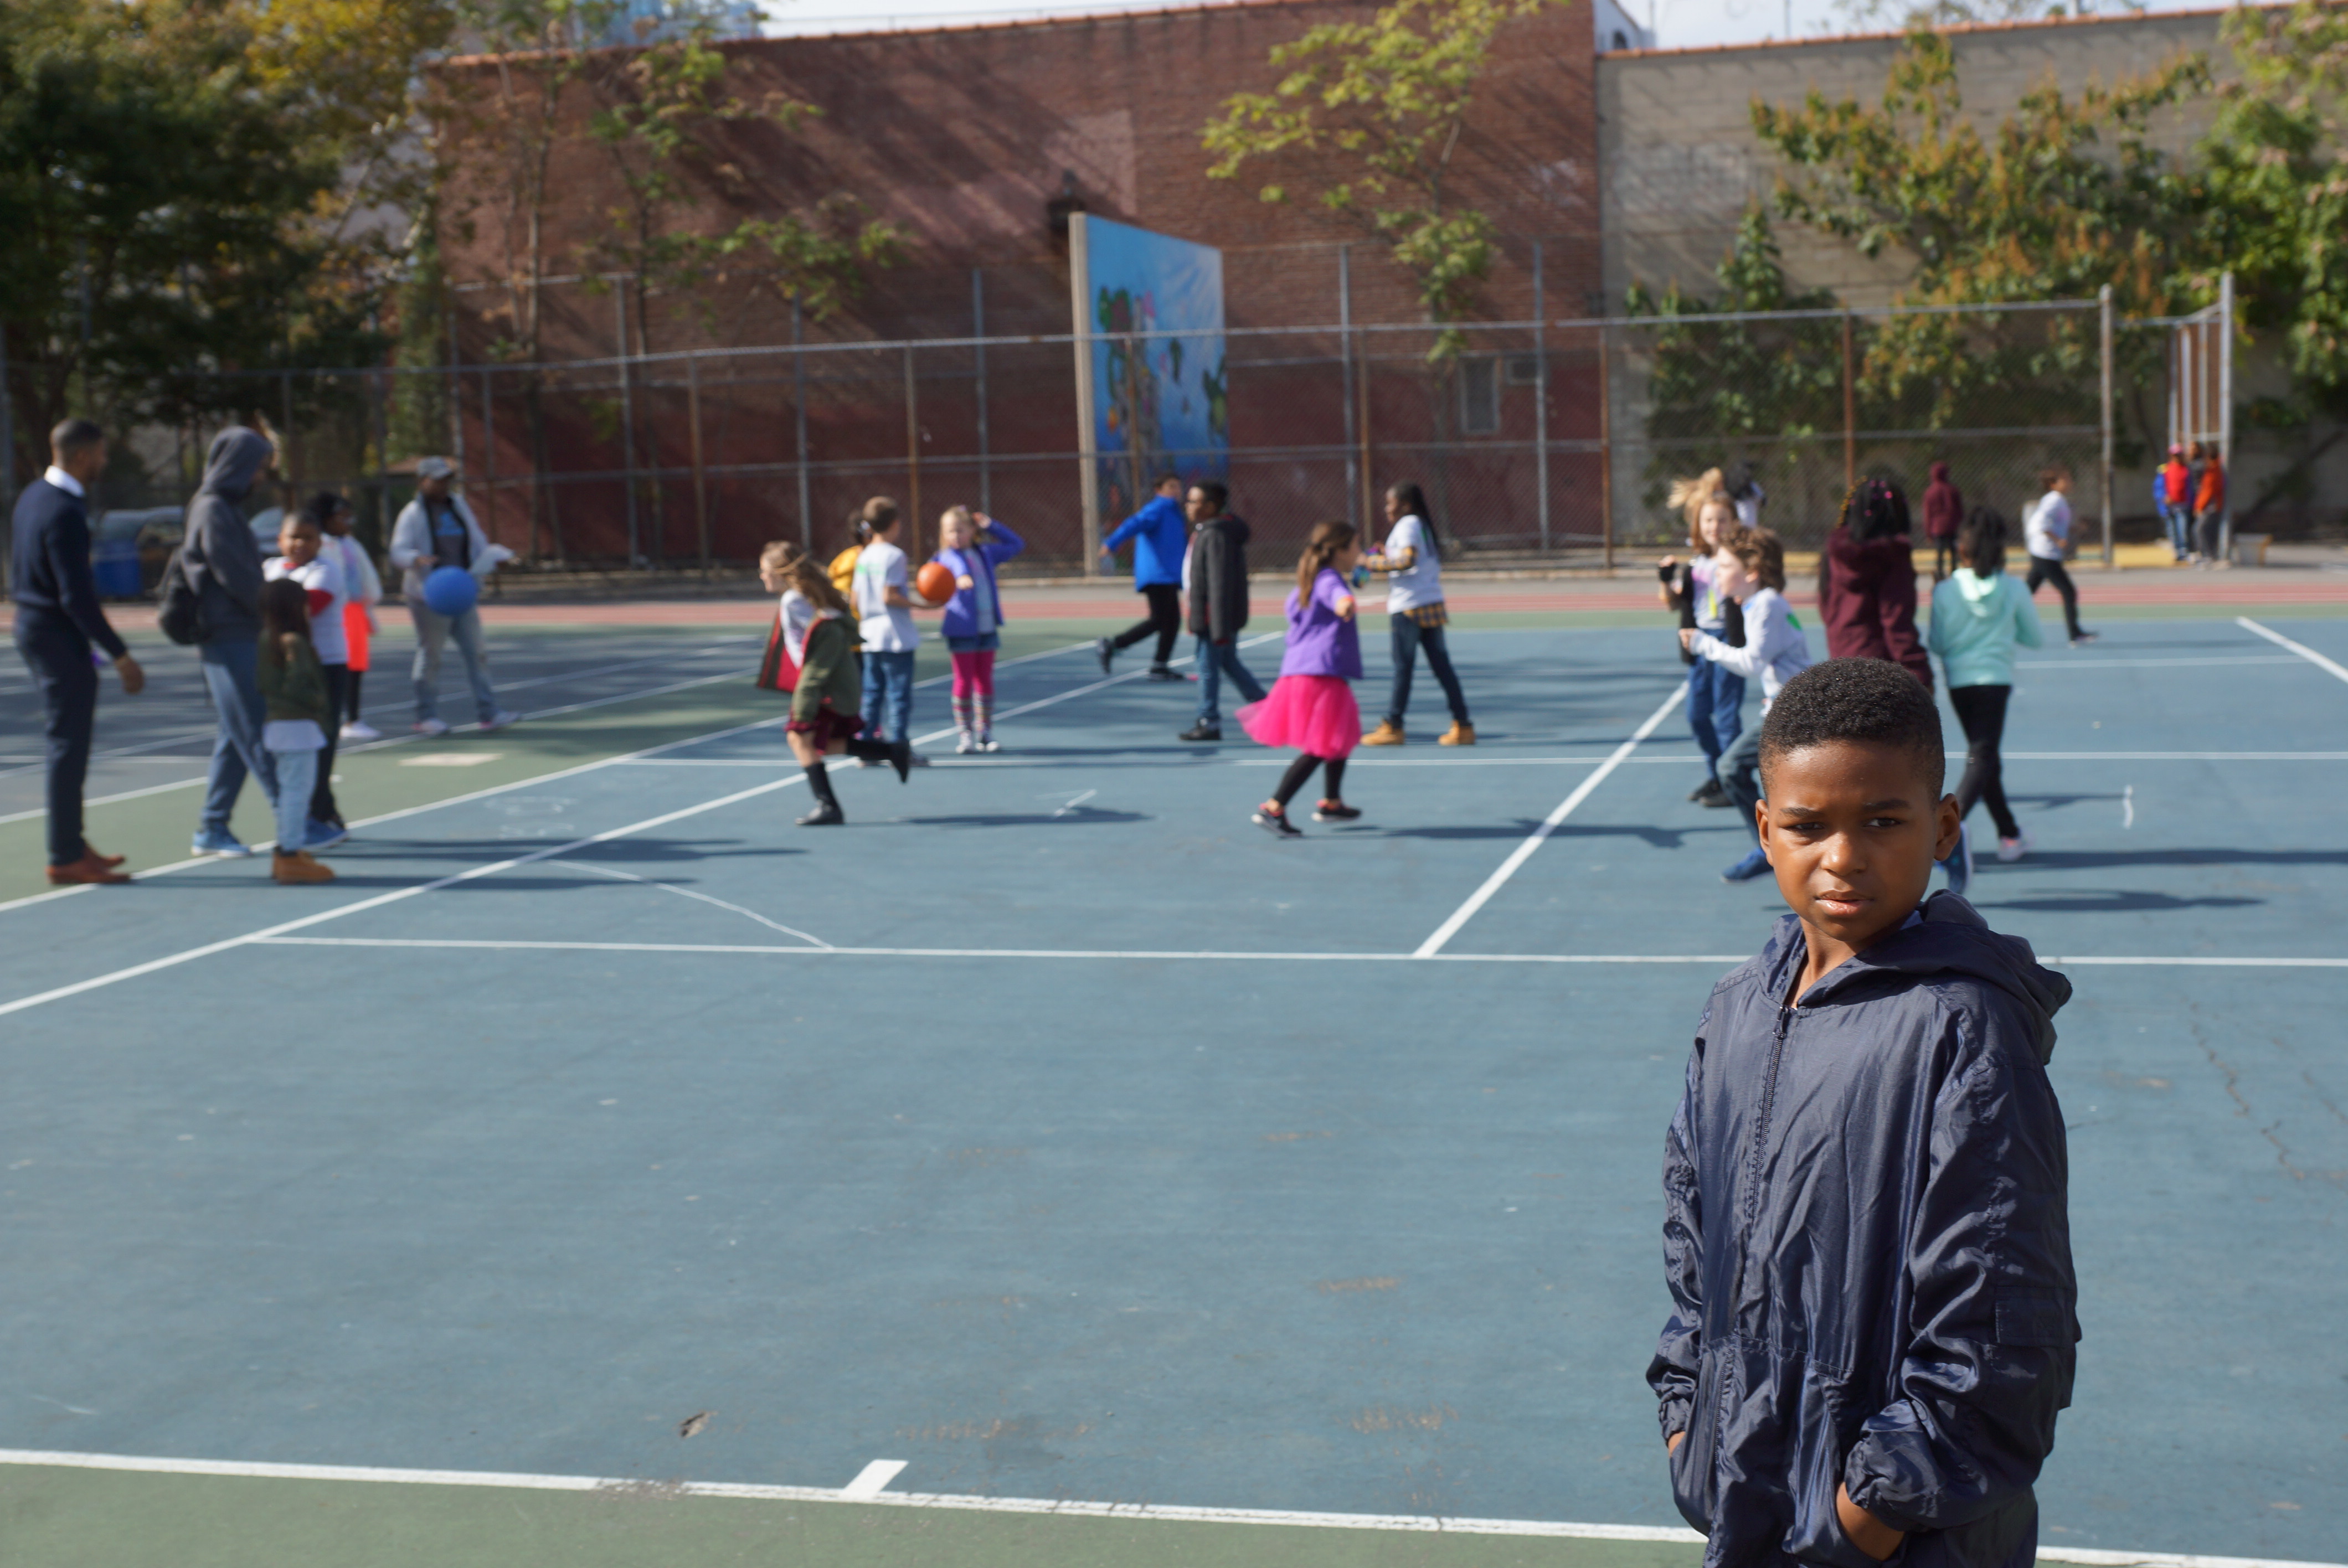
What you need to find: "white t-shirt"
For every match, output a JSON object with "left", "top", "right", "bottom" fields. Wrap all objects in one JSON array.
[
  {"left": 265, "top": 553, "right": 349, "bottom": 664},
  {"left": 1382, "top": 515, "right": 1443, "bottom": 613},
  {"left": 852, "top": 539, "right": 918, "bottom": 652},
  {"left": 2024, "top": 491, "right": 2072, "bottom": 560}
]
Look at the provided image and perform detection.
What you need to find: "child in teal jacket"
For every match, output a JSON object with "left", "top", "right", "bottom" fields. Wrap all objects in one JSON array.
[{"left": 1928, "top": 508, "right": 2045, "bottom": 866}]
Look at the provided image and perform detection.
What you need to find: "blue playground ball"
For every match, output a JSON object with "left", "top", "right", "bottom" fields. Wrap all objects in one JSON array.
[{"left": 422, "top": 565, "right": 479, "bottom": 617}]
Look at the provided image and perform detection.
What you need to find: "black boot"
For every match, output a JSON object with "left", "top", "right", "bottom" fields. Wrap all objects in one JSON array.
[{"left": 798, "top": 762, "right": 845, "bottom": 826}]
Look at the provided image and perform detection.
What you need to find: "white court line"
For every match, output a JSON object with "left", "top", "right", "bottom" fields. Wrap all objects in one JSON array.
[
  {"left": 1413, "top": 687, "right": 1686, "bottom": 958},
  {"left": 0, "top": 1450, "right": 2326, "bottom": 1568},
  {"left": 2003, "top": 752, "right": 2348, "bottom": 761},
  {"left": 2237, "top": 616, "right": 2348, "bottom": 685},
  {"left": 838, "top": 1459, "right": 908, "bottom": 1499},
  {"left": 2011, "top": 655, "right": 2300, "bottom": 669},
  {"left": 0, "top": 644, "right": 1191, "bottom": 1012},
  {"left": 250, "top": 937, "right": 2348, "bottom": 968}
]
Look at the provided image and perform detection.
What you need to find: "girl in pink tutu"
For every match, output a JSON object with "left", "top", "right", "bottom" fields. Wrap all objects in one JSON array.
[{"left": 1240, "top": 520, "right": 1364, "bottom": 837}]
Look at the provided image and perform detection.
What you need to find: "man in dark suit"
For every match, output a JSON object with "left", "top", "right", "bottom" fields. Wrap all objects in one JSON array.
[{"left": 11, "top": 419, "right": 145, "bottom": 884}]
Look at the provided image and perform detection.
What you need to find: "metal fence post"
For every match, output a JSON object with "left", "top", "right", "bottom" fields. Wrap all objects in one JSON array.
[
  {"left": 446, "top": 307, "right": 465, "bottom": 474},
  {"left": 1533, "top": 240, "right": 1550, "bottom": 554},
  {"left": 1840, "top": 310, "right": 1856, "bottom": 491},
  {"left": 972, "top": 267, "right": 991, "bottom": 516},
  {"left": 687, "top": 352, "right": 709, "bottom": 574},
  {"left": 480, "top": 364, "right": 498, "bottom": 557},
  {"left": 614, "top": 283, "right": 637, "bottom": 568},
  {"left": 1340, "top": 245, "right": 1356, "bottom": 529},
  {"left": 280, "top": 370, "right": 298, "bottom": 495},
  {"left": 904, "top": 344, "right": 921, "bottom": 531},
  {"left": 1068, "top": 212, "right": 1101, "bottom": 576},
  {"left": 2098, "top": 285, "right": 2114, "bottom": 566},
  {"left": 2219, "top": 270, "right": 2234, "bottom": 561},
  {"left": 0, "top": 338, "right": 14, "bottom": 593},
  {"left": 1597, "top": 321, "right": 1613, "bottom": 571},
  {"left": 792, "top": 298, "right": 811, "bottom": 552}
]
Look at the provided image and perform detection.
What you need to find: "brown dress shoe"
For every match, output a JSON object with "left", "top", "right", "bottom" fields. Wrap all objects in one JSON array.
[
  {"left": 47, "top": 852, "right": 131, "bottom": 885},
  {"left": 271, "top": 849, "right": 337, "bottom": 885},
  {"left": 1361, "top": 720, "right": 1406, "bottom": 746},
  {"left": 1438, "top": 721, "right": 1476, "bottom": 746}
]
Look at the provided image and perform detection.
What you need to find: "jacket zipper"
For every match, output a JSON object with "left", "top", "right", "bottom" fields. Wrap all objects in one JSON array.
[{"left": 1710, "top": 991, "right": 1796, "bottom": 1490}]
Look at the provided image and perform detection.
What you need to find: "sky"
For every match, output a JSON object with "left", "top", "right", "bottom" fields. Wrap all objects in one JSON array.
[{"left": 755, "top": 0, "right": 2227, "bottom": 52}]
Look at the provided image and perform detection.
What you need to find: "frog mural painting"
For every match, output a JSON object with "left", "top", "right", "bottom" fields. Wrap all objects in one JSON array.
[{"left": 1074, "top": 215, "right": 1229, "bottom": 525}]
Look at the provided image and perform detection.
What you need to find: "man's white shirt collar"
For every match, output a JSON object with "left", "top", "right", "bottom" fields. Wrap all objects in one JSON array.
[{"left": 43, "top": 466, "right": 84, "bottom": 498}]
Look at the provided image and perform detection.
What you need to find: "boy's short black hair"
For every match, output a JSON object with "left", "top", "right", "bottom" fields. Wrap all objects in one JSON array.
[
  {"left": 1190, "top": 479, "right": 1228, "bottom": 511},
  {"left": 1759, "top": 658, "right": 1944, "bottom": 794}
]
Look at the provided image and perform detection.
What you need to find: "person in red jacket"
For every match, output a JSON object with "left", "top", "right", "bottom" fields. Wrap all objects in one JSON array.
[
  {"left": 1921, "top": 461, "right": 1962, "bottom": 580},
  {"left": 1818, "top": 477, "right": 1932, "bottom": 689}
]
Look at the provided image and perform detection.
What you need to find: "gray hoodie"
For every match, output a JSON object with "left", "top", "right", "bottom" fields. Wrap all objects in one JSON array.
[{"left": 183, "top": 427, "right": 275, "bottom": 642}]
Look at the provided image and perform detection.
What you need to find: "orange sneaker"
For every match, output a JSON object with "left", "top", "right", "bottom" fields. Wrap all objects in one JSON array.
[
  {"left": 46, "top": 851, "right": 130, "bottom": 885},
  {"left": 1361, "top": 720, "right": 1405, "bottom": 746},
  {"left": 1438, "top": 721, "right": 1476, "bottom": 746},
  {"left": 271, "top": 849, "right": 336, "bottom": 884}
]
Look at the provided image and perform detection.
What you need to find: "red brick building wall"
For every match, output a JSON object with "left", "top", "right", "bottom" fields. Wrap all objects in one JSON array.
[{"left": 433, "top": 0, "right": 1602, "bottom": 566}]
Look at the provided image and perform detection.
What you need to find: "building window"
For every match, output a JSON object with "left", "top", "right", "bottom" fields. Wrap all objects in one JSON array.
[
  {"left": 1505, "top": 354, "right": 1542, "bottom": 386},
  {"left": 1459, "top": 357, "right": 1500, "bottom": 435}
]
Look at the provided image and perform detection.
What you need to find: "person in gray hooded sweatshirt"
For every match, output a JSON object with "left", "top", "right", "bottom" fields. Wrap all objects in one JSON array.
[
  {"left": 1653, "top": 658, "right": 2075, "bottom": 1568},
  {"left": 182, "top": 426, "right": 281, "bottom": 856}
]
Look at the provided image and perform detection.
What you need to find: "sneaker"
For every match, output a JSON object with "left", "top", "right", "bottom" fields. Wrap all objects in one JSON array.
[
  {"left": 339, "top": 720, "right": 381, "bottom": 742},
  {"left": 1252, "top": 803, "right": 1303, "bottom": 838},
  {"left": 413, "top": 717, "right": 450, "bottom": 737},
  {"left": 977, "top": 736, "right": 1000, "bottom": 753},
  {"left": 908, "top": 750, "right": 933, "bottom": 767},
  {"left": 1179, "top": 723, "right": 1223, "bottom": 742},
  {"left": 2069, "top": 631, "right": 2099, "bottom": 645},
  {"left": 1145, "top": 666, "right": 1182, "bottom": 682},
  {"left": 1438, "top": 721, "right": 1476, "bottom": 746},
  {"left": 795, "top": 800, "right": 844, "bottom": 827},
  {"left": 1312, "top": 800, "right": 1362, "bottom": 822},
  {"left": 1094, "top": 637, "right": 1114, "bottom": 675},
  {"left": 1361, "top": 720, "right": 1405, "bottom": 747},
  {"left": 1691, "top": 779, "right": 1729, "bottom": 807},
  {"left": 1997, "top": 829, "right": 2034, "bottom": 864},
  {"left": 478, "top": 710, "right": 519, "bottom": 733},
  {"left": 1941, "top": 823, "right": 1973, "bottom": 896},
  {"left": 304, "top": 819, "right": 349, "bottom": 851},
  {"left": 270, "top": 849, "right": 336, "bottom": 884},
  {"left": 956, "top": 733, "right": 978, "bottom": 755},
  {"left": 1721, "top": 846, "right": 1772, "bottom": 883},
  {"left": 191, "top": 826, "right": 252, "bottom": 858}
]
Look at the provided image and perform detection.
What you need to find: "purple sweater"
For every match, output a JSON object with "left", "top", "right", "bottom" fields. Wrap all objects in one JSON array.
[{"left": 1278, "top": 568, "right": 1363, "bottom": 679}]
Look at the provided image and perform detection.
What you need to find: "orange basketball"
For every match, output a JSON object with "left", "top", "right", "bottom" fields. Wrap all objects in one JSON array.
[{"left": 916, "top": 560, "right": 957, "bottom": 606}]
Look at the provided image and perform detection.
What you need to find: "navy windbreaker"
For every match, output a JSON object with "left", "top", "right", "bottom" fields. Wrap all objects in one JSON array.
[{"left": 1650, "top": 893, "right": 2078, "bottom": 1568}]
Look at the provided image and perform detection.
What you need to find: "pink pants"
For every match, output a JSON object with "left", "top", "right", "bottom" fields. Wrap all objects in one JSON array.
[{"left": 950, "top": 649, "right": 995, "bottom": 697}]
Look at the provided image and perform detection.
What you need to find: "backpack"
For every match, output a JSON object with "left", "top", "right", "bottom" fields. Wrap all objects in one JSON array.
[{"left": 155, "top": 547, "right": 208, "bottom": 645}]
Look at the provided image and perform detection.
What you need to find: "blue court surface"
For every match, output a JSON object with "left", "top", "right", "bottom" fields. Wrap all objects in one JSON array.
[{"left": 0, "top": 613, "right": 2342, "bottom": 1566}]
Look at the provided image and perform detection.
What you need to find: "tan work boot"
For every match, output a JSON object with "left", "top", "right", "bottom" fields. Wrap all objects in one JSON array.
[
  {"left": 1361, "top": 720, "right": 1406, "bottom": 746},
  {"left": 272, "top": 849, "right": 336, "bottom": 884},
  {"left": 1438, "top": 721, "right": 1476, "bottom": 746}
]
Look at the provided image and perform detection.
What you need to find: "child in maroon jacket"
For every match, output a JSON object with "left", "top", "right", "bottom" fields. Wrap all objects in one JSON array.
[
  {"left": 1819, "top": 478, "right": 1932, "bottom": 690},
  {"left": 1922, "top": 462, "right": 1963, "bottom": 580}
]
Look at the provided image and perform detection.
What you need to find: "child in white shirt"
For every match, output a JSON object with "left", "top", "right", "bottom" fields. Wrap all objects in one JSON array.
[
  {"left": 265, "top": 511, "right": 351, "bottom": 845},
  {"left": 1683, "top": 529, "right": 1813, "bottom": 884},
  {"left": 850, "top": 498, "right": 920, "bottom": 746}
]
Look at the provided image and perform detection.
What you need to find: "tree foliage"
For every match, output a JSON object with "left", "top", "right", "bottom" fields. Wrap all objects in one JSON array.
[{"left": 1202, "top": 0, "right": 1546, "bottom": 353}]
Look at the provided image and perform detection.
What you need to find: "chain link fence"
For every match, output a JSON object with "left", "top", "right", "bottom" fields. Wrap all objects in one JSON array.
[{"left": 86, "top": 291, "right": 2172, "bottom": 586}]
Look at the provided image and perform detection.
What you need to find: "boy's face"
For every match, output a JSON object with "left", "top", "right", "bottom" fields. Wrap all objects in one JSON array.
[
  {"left": 1185, "top": 487, "right": 1214, "bottom": 524},
  {"left": 1759, "top": 739, "right": 1960, "bottom": 955},
  {"left": 1157, "top": 478, "right": 1183, "bottom": 502},
  {"left": 1712, "top": 547, "right": 1752, "bottom": 602},
  {"left": 279, "top": 520, "right": 321, "bottom": 566},
  {"left": 871, "top": 516, "right": 899, "bottom": 542}
]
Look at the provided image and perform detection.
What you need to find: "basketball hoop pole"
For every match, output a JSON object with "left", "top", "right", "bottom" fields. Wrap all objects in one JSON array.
[{"left": 2098, "top": 284, "right": 2114, "bottom": 567}]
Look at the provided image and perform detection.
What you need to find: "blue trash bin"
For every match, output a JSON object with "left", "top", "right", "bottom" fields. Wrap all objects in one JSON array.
[{"left": 91, "top": 537, "right": 143, "bottom": 598}]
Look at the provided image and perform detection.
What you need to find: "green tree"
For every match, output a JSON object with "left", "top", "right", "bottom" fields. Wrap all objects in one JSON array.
[{"left": 1201, "top": 0, "right": 1547, "bottom": 355}]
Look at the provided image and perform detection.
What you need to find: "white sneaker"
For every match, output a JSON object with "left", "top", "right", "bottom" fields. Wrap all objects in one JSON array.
[
  {"left": 956, "top": 733, "right": 978, "bottom": 755},
  {"left": 908, "top": 750, "right": 933, "bottom": 767},
  {"left": 1997, "top": 829, "right": 2034, "bottom": 863},
  {"left": 413, "top": 717, "right": 450, "bottom": 737},
  {"left": 340, "top": 720, "right": 381, "bottom": 742},
  {"left": 978, "top": 736, "right": 1000, "bottom": 754},
  {"left": 478, "top": 710, "right": 519, "bottom": 733}
]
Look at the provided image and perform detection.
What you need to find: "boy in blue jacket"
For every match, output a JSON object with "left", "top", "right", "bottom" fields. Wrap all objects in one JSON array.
[
  {"left": 1652, "top": 658, "right": 2077, "bottom": 1568},
  {"left": 1097, "top": 473, "right": 1188, "bottom": 680}
]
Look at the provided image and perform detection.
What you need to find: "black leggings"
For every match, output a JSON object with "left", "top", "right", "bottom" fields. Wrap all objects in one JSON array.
[
  {"left": 346, "top": 668, "right": 365, "bottom": 722},
  {"left": 1111, "top": 582, "right": 1182, "bottom": 666},
  {"left": 313, "top": 664, "right": 347, "bottom": 824},
  {"left": 1271, "top": 753, "right": 1347, "bottom": 808},
  {"left": 1949, "top": 684, "right": 2019, "bottom": 840},
  {"left": 2025, "top": 556, "right": 2083, "bottom": 640},
  {"left": 1932, "top": 539, "right": 1958, "bottom": 580}
]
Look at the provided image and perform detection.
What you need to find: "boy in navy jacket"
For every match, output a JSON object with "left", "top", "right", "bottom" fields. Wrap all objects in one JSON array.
[{"left": 1651, "top": 658, "right": 2077, "bottom": 1568}]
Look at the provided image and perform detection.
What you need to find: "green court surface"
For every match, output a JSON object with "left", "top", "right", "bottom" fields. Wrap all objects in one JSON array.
[{"left": 1, "top": 602, "right": 2342, "bottom": 1567}]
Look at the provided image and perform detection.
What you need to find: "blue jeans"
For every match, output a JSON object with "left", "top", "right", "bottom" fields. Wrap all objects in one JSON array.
[
  {"left": 861, "top": 648, "right": 915, "bottom": 741},
  {"left": 270, "top": 747, "right": 318, "bottom": 853},
  {"left": 1686, "top": 658, "right": 1745, "bottom": 782},
  {"left": 199, "top": 638, "right": 277, "bottom": 832},
  {"left": 1384, "top": 613, "right": 1469, "bottom": 726},
  {"left": 409, "top": 600, "right": 499, "bottom": 724},
  {"left": 1716, "top": 719, "right": 1765, "bottom": 843},
  {"left": 2161, "top": 501, "right": 2193, "bottom": 558},
  {"left": 1195, "top": 637, "right": 1266, "bottom": 726}
]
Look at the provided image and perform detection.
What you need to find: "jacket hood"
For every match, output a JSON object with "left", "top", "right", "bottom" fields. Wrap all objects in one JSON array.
[
  {"left": 1826, "top": 525, "right": 1913, "bottom": 576},
  {"left": 1951, "top": 565, "right": 2006, "bottom": 608},
  {"left": 199, "top": 427, "right": 276, "bottom": 500},
  {"left": 1759, "top": 891, "right": 2071, "bottom": 1064},
  {"left": 1929, "top": 462, "right": 1951, "bottom": 483},
  {"left": 1204, "top": 513, "right": 1250, "bottom": 545}
]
